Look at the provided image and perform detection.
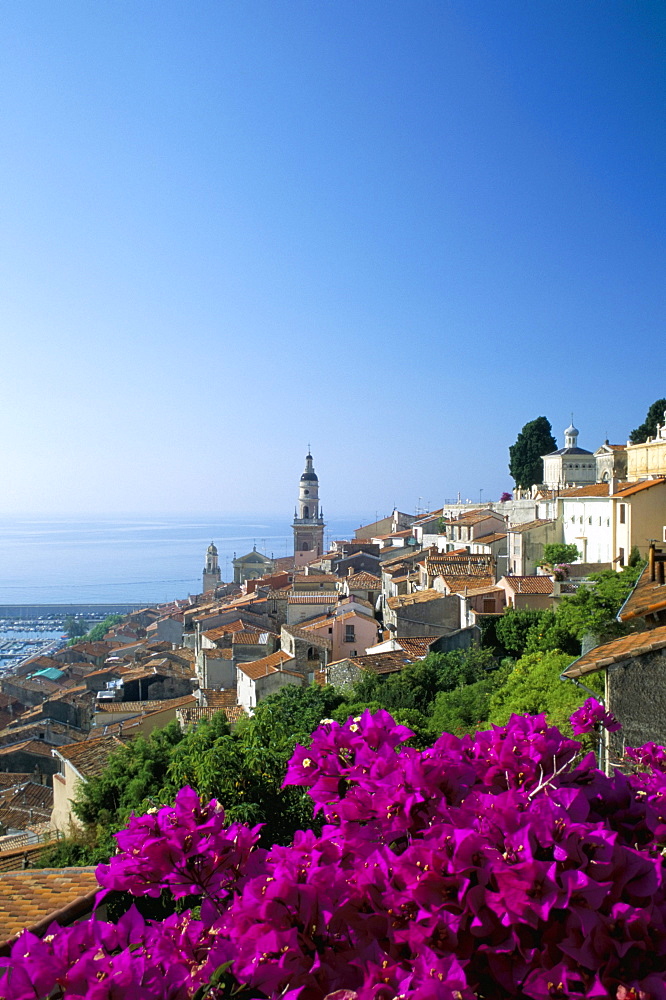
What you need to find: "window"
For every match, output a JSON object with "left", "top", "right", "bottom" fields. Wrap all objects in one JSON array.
[
  {"left": 482, "top": 599, "right": 495, "bottom": 613},
  {"left": 588, "top": 517, "right": 592, "bottom": 525},
  {"left": 303, "top": 506, "right": 309, "bottom": 518},
  {"left": 618, "top": 547, "right": 625, "bottom": 567},
  {"left": 619, "top": 504, "right": 626, "bottom": 524},
  {"left": 345, "top": 625, "right": 355, "bottom": 643},
  {"left": 301, "top": 541, "right": 309, "bottom": 551},
  {"left": 307, "top": 646, "right": 319, "bottom": 661},
  {"left": 328, "top": 627, "right": 333, "bottom": 634}
]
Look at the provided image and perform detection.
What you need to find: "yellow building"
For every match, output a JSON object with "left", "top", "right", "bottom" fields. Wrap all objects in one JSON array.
[{"left": 627, "top": 416, "right": 666, "bottom": 480}]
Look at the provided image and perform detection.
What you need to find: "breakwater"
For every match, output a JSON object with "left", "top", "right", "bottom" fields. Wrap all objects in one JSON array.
[{"left": 0, "top": 603, "right": 150, "bottom": 620}]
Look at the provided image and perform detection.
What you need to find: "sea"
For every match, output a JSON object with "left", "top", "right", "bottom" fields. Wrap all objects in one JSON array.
[{"left": 0, "top": 513, "right": 365, "bottom": 607}]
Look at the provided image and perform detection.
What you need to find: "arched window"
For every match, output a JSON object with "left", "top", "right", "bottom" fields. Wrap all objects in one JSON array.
[
  {"left": 303, "top": 505, "right": 309, "bottom": 518},
  {"left": 301, "top": 541, "right": 309, "bottom": 551},
  {"left": 307, "top": 646, "right": 320, "bottom": 661}
]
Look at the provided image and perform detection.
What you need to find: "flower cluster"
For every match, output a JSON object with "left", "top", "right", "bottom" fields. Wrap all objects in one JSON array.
[
  {"left": 570, "top": 697, "right": 622, "bottom": 735},
  {"left": 4, "top": 708, "right": 666, "bottom": 1000}
]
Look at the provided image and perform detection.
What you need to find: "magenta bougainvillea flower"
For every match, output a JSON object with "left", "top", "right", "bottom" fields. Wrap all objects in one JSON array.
[
  {"left": 5, "top": 706, "right": 666, "bottom": 1000},
  {"left": 570, "top": 697, "right": 622, "bottom": 735}
]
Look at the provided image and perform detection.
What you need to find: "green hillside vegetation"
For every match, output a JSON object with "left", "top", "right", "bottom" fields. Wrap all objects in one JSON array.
[{"left": 41, "top": 562, "right": 641, "bottom": 868}]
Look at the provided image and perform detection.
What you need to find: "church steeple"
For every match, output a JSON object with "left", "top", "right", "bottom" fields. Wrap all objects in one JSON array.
[
  {"left": 202, "top": 541, "right": 221, "bottom": 594},
  {"left": 292, "top": 450, "right": 325, "bottom": 566}
]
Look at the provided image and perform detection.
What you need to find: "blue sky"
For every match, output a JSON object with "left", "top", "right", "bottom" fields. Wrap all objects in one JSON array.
[{"left": 0, "top": 1, "right": 663, "bottom": 520}]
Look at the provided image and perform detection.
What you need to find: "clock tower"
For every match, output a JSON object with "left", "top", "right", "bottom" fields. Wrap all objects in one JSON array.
[{"left": 292, "top": 451, "right": 325, "bottom": 567}]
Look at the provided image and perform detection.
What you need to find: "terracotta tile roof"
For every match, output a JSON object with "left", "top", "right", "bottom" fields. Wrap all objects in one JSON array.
[
  {"left": 0, "top": 774, "right": 34, "bottom": 791},
  {"left": 232, "top": 631, "right": 262, "bottom": 644},
  {"left": 441, "top": 574, "right": 496, "bottom": 595},
  {"left": 461, "top": 584, "right": 505, "bottom": 598},
  {"left": 0, "top": 841, "right": 55, "bottom": 873},
  {"left": 0, "top": 783, "right": 53, "bottom": 830},
  {"left": 200, "top": 688, "right": 237, "bottom": 708},
  {"left": 619, "top": 565, "right": 666, "bottom": 622},
  {"left": 557, "top": 480, "right": 665, "bottom": 500},
  {"left": 300, "top": 616, "right": 336, "bottom": 632},
  {"left": 507, "top": 519, "right": 555, "bottom": 533},
  {"left": 387, "top": 589, "right": 445, "bottom": 610},
  {"left": 0, "top": 867, "right": 100, "bottom": 945},
  {"left": 450, "top": 510, "right": 499, "bottom": 526},
  {"left": 0, "top": 740, "right": 55, "bottom": 760},
  {"left": 202, "top": 620, "right": 252, "bottom": 641},
  {"left": 346, "top": 572, "right": 381, "bottom": 589},
  {"left": 502, "top": 576, "right": 554, "bottom": 595},
  {"left": 238, "top": 651, "right": 297, "bottom": 681},
  {"left": 294, "top": 573, "right": 338, "bottom": 583},
  {"left": 331, "top": 651, "right": 417, "bottom": 675},
  {"left": 281, "top": 624, "right": 333, "bottom": 649},
  {"left": 471, "top": 532, "right": 507, "bottom": 545},
  {"left": 380, "top": 548, "right": 427, "bottom": 569},
  {"left": 287, "top": 594, "right": 339, "bottom": 605},
  {"left": 95, "top": 696, "right": 192, "bottom": 715},
  {"left": 267, "top": 589, "right": 293, "bottom": 599},
  {"left": 54, "top": 734, "right": 125, "bottom": 777},
  {"left": 372, "top": 529, "right": 415, "bottom": 540},
  {"left": 0, "top": 721, "right": 85, "bottom": 746},
  {"left": 202, "top": 647, "right": 233, "bottom": 659},
  {"left": 614, "top": 478, "right": 666, "bottom": 497},
  {"left": 562, "top": 624, "right": 666, "bottom": 678},
  {"left": 557, "top": 483, "right": 618, "bottom": 498},
  {"left": 394, "top": 636, "right": 439, "bottom": 656}
]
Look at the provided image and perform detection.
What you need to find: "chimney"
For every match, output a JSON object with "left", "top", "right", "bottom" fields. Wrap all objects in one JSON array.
[
  {"left": 609, "top": 477, "right": 617, "bottom": 496},
  {"left": 650, "top": 543, "right": 656, "bottom": 582}
]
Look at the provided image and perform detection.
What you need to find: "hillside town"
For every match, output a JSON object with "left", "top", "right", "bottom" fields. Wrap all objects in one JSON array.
[{"left": 0, "top": 415, "right": 665, "bottom": 945}]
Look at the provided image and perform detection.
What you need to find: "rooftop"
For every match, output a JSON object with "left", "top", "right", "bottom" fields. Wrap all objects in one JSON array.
[
  {"left": 53, "top": 734, "right": 125, "bottom": 778},
  {"left": 501, "top": 576, "right": 554, "bottom": 595},
  {"left": 0, "top": 868, "right": 99, "bottom": 946},
  {"left": 618, "top": 564, "right": 666, "bottom": 622},
  {"left": 562, "top": 624, "right": 666, "bottom": 678}
]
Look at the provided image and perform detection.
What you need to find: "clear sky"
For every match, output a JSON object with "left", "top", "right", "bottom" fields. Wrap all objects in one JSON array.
[{"left": 0, "top": 1, "right": 663, "bottom": 520}]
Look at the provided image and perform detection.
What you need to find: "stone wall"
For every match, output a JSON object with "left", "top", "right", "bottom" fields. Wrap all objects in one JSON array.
[{"left": 607, "top": 648, "right": 666, "bottom": 756}]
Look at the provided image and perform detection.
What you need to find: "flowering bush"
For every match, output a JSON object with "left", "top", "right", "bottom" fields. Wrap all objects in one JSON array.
[
  {"left": 570, "top": 697, "right": 622, "bottom": 735},
  {"left": 3, "top": 708, "right": 666, "bottom": 1000}
]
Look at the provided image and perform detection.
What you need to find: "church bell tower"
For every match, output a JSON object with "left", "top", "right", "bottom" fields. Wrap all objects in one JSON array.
[
  {"left": 292, "top": 451, "right": 325, "bottom": 568},
  {"left": 202, "top": 541, "right": 221, "bottom": 594}
]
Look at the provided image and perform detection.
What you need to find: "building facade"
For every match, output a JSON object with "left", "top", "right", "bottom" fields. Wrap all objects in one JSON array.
[{"left": 542, "top": 423, "right": 596, "bottom": 489}]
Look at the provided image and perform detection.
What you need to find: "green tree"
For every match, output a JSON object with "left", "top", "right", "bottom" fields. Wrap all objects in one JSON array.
[
  {"left": 541, "top": 543, "right": 581, "bottom": 567},
  {"left": 343, "top": 648, "right": 497, "bottom": 719},
  {"left": 83, "top": 614, "right": 125, "bottom": 642},
  {"left": 495, "top": 608, "right": 548, "bottom": 658},
  {"left": 431, "top": 665, "right": 511, "bottom": 737},
  {"left": 629, "top": 398, "right": 666, "bottom": 444},
  {"left": 63, "top": 615, "right": 87, "bottom": 639},
  {"left": 488, "top": 650, "right": 602, "bottom": 733},
  {"left": 73, "top": 720, "right": 186, "bottom": 828},
  {"left": 168, "top": 712, "right": 316, "bottom": 845},
  {"left": 552, "top": 565, "right": 643, "bottom": 646},
  {"left": 508, "top": 417, "right": 557, "bottom": 489}
]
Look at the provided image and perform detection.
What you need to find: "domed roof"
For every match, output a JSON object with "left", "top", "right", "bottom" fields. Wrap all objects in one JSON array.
[
  {"left": 301, "top": 471, "right": 318, "bottom": 482},
  {"left": 565, "top": 423, "right": 579, "bottom": 436},
  {"left": 207, "top": 541, "right": 218, "bottom": 554}
]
